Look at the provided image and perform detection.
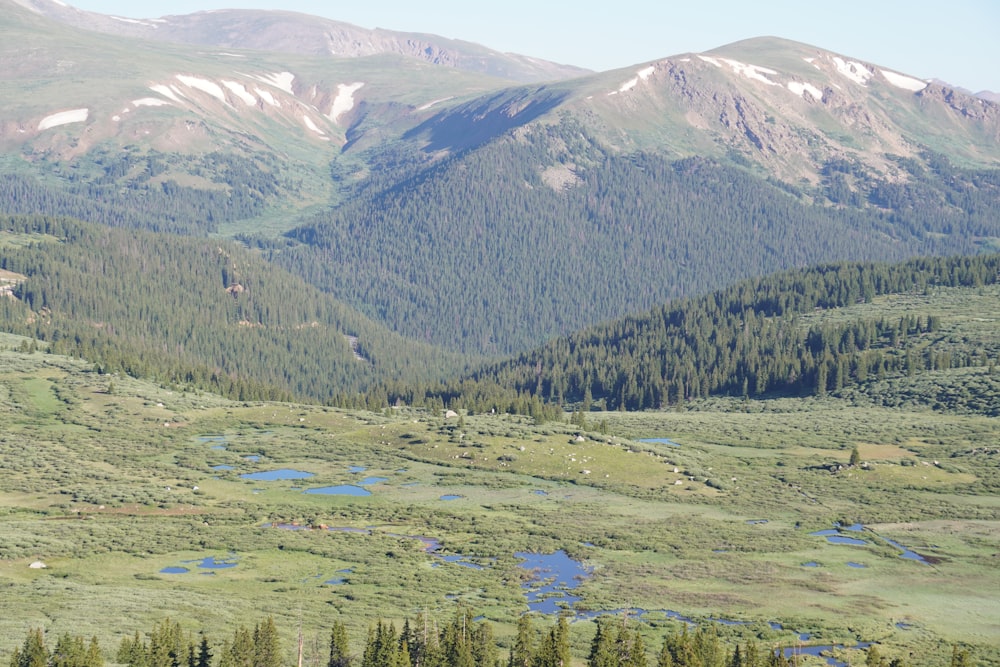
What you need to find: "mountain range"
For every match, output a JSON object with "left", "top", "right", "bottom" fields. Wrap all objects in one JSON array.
[{"left": 1, "top": 0, "right": 999, "bottom": 392}]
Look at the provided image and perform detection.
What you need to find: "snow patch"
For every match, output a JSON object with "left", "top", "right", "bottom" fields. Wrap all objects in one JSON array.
[
  {"left": 255, "top": 88, "right": 279, "bottom": 107},
  {"left": 719, "top": 58, "right": 778, "bottom": 85},
  {"left": 615, "top": 64, "right": 657, "bottom": 94},
  {"left": 880, "top": 69, "right": 927, "bottom": 92},
  {"left": 787, "top": 81, "right": 823, "bottom": 101},
  {"left": 132, "top": 97, "right": 171, "bottom": 107},
  {"left": 110, "top": 16, "right": 158, "bottom": 27},
  {"left": 222, "top": 80, "right": 257, "bottom": 106},
  {"left": 149, "top": 84, "right": 182, "bottom": 103},
  {"left": 617, "top": 76, "right": 639, "bottom": 93},
  {"left": 254, "top": 72, "right": 295, "bottom": 95},
  {"left": 417, "top": 96, "right": 453, "bottom": 111},
  {"left": 301, "top": 115, "right": 328, "bottom": 139},
  {"left": 112, "top": 115, "right": 120, "bottom": 122},
  {"left": 176, "top": 75, "right": 226, "bottom": 102},
  {"left": 697, "top": 55, "right": 722, "bottom": 67},
  {"left": 38, "top": 108, "right": 88, "bottom": 130},
  {"left": 832, "top": 57, "right": 873, "bottom": 86},
  {"left": 328, "top": 82, "right": 364, "bottom": 122}
]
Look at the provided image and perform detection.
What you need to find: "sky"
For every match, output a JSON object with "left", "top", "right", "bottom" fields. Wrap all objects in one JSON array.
[{"left": 66, "top": 0, "right": 999, "bottom": 93}]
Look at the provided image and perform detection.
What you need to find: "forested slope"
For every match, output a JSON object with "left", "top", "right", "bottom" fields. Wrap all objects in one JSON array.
[
  {"left": 0, "top": 215, "right": 468, "bottom": 402},
  {"left": 272, "top": 120, "right": 1000, "bottom": 356},
  {"left": 441, "top": 254, "right": 1000, "bottom": 412}
]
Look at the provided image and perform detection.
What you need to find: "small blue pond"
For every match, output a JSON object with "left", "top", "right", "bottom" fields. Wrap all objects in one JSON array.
[
  {"left": 813, "top": 524, "right": 930, "bottom": 563},
  {"left": 534, "top": 490, "right": 548, "bottom": 496},
  {"left": 847, "top": 562, "right": 867, "bottom": 568},
  {"left": 240, "top": 469, "right": 314, "bottom": 481},
  {"left": 359, "top": 476, "right": 388, "bottom": 485},
  {"left": 212, "top": 465, "right": 234, "bottom": 471},
  {"left": 896, "top": 622, "right": 913, "bottom": 630},
  {"left": 348, "top": 465, "right": 366, "bottom": 473},
  {"left": 802, "top": 562, "right": 821, "bottom": 568},
  {"left": 881, "top": 537, "right": 930, "bottom": 564},
  {"left": 160, "top": 567, "right": 189, "bottom": 574},
  {"left": 440, "top": 494, "right": 463, "bottom": 501},
  {"left": 210, "top": 445, "right": 226, "bottom": 451},
  {"left": 639, "top": 438, "right": 681, "bottom": 447},
  {"left": 304, "top": 485, "right": 371, "bottom": 496},
  {"left": 516, "top": 550, "right": 591, "bottom": 614},
  {"left": 183, "top": 556, "right": 237, "bottom": 569},
  {"left": 778, "top": 642, "right": 871, "bottom": 667},
  {"left": 197, "top": 435, "right": 227, "bottom": 443},
  {"left": 769, "top": 622, "right": 784, "bottom": 630}
]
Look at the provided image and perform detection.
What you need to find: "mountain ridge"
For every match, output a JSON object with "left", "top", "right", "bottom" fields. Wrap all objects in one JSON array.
[{"left": 9, "top": 0, "right": 591, "bottom": 83}]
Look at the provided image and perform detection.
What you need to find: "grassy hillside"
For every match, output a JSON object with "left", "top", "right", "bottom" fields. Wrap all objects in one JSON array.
[{"left": 0, "top": 331, "right": 996, "bottom": 666}]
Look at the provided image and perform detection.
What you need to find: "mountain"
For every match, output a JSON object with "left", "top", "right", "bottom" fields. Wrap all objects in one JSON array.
[
  {"left": 10, "top": 0, "right": 590, "bottom": 83},
  {"left": 2, "top": 2, "right": 1000, "bottom": 361},
  {"left": 0, "top": 214, "right": 470, "bottom": 403}
]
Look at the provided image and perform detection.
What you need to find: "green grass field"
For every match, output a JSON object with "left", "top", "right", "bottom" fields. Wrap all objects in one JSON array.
[{"left": 0, "top": 334, "right": 996, "bottom": 666}]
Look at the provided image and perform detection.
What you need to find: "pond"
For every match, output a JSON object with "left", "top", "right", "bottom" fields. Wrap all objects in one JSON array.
[
  {"left": 358, "top": 476, "right": 388, "bottom": 485},
  {"left": 812, "top": 524, "right": 930, "bottom": 563},
  {"left": 638, "top": 438, "right": 681, "bottom": 447},
  {"left": 802, "top": 561, "right": 821, "bottom": 567},
  {"left": 847, "top": 562, "right": 867, "bottom": 568},
  {"left": 440, "top": 494, "right": 463, "bottom": 501},
  {"left": 778, "top": 642, "right": 872, "bottom": 667},
  {"left": 881, "top": 536, "right": 930, "bottom": 564},
  {"left": 304, "top": 485, "right": 371, "bottom": 496},
  {"left": 211, "top": 465, "right": 234, "bottom": 471},
  {"left": 516, "top": 550, "right": 592, "bottom": 614},
  {"left": 240, "top": 469, "right": 314, "bottom": 481},
  {"left": 825, "top": 535, "right": 867, "bottom": 546},
  {"left": 348, "top": 465, "right": 367, "bottom": 473},
  {"left": 183, "top": 555, "right": 238, "bottom": 569},
  {"left": 160, "top": 566, "right": 189, "bottom": 574}
]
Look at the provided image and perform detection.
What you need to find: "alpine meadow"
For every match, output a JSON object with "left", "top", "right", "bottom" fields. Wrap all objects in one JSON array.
[{"left": 1, "top": 2, "right": 998, "bottom": 667}]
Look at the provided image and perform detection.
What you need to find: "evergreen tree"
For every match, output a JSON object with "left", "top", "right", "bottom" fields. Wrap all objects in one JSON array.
[{"left": 328, "top": 622, "right": 351, "bottom": 667}]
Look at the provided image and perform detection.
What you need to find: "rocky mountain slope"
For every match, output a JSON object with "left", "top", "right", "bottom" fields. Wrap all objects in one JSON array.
[
  {"left": 2, "top": 1, "right": 999, "bottom": 357},
  {"left": 10, "top": 0, "right": 589, "bottom": 83}
]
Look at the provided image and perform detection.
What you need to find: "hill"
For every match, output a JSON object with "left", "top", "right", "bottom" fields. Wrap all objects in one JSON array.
[
  {"left": 437, "top": 253, "right": 1000, "bottom": 413},
  {"left": 0, "top": 214, "right": 469, "bottom": 402},
  {"left": 12, "top": 0, "right": 590, "bottom": 83}
]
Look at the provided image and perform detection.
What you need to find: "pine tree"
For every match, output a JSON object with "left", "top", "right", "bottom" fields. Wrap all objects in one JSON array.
[
  {"left": 508, "top": 616, "right": 533, "bottom": 667},
  {"left": 328, "top": 622, "right": 351, "bottom": 667}
]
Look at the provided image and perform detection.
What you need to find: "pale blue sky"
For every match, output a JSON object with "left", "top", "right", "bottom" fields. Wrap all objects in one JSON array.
[{"left": 67, "top": 0, "right": 999, "bottom": 93}]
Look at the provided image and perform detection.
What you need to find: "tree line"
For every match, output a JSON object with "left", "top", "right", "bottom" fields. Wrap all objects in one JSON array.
[
  {"left": 383, "top": 253, "right": 1000, "bottom": 414},
  {"left": 7, "top": 612, "right": 975, "bottom": 667}
]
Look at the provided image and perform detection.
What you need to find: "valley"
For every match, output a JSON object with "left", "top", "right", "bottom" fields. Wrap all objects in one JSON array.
[
  {"left": 1, "top": 2, "right": 999, "bottom": 666},
  {"left": 0, "top": 329, "right": 997, "bottom": 665}
]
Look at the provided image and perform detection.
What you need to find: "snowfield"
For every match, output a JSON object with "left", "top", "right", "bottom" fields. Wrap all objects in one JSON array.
[
  {"left": 132, "top": 98, "right": 171, "bottom": 107},
  {"left": 832, "top": 57, "right": 873, "bottom": 85},
  {"left": 880, "top": 70, "right": 927, "bottom": 92},
  {"left": 175, "top": 75, "right": 227, "bottom": 102},
  {"left": 788, "top": 81, "right": 823, "bottom": 100},
  {"left": 329, "top": 82, "right": 365, "bottom": 122},
  {"left": 38, "top": 108, "right": 88, "bottom": 130},
  {"left": 222, "top": 80, "right": 258, "bottom": 106}
]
